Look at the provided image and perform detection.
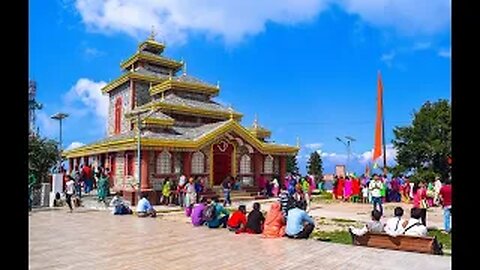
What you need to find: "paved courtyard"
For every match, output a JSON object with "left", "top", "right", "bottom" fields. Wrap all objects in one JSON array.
[{"left": 29, "top": 208, "right": 451, "bottom": 270}]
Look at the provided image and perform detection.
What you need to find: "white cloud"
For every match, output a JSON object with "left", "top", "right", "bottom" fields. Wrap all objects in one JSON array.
[
  {"left": 65, "top": 78, "right": 109, "bottom": 121},
  {"left": 335, "top": 0, "right": 451, "bottom": 36},
  {"left": 357, "top": 144, "right": 398, "bottom": 165},
  {"left": 66, "top": 141, "right": 85, "bottom": 150},
  {"left": 438, "top": 47, "right": 451, "bottom": 58},
  {"left": 73, "top": 0, "right": 450, "bottom": 45},
  {"left": 381, "top": 51, "right": 395, "bottom": 66},
  {"left": 84, "top": 47, "right": 105, "bottom": 58},
  {"left": 305, "top": 143, "right": 323, "bottom": 150},
  {"left": 412, "top": 42, "right": 431, "bottom": 51},
  {"left": 37, "top": 111, "right": 59, "bottom": 138}
]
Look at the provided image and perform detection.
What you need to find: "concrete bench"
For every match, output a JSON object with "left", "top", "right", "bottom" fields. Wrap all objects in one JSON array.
[{"left": 350, "top": 231, "right": 443, "bottom": 255}]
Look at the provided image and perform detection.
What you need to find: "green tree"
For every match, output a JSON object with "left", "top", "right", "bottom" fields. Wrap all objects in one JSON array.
[
  {"left": 307, "top": 151, "right": 323, "bottom": 180},
  {"left": 286, "top": 155, "right": 299, "bottom": 174},
  {"left": 29, "top": 135, "right": 60, "bottom": 183},
  {"left": 392, "top": 99, "right": 451, "bottom": 181}
]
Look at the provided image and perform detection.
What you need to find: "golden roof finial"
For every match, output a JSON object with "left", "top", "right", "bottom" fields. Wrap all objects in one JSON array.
[
  {"left": 216, "top": 80, "right": 220, "bottom": 89},
  {"left": 253, "top": 113, "right": 259, "bottom": 129},
  {"left": 296, "top": 137, "right": 301, "bottom": 148},
  {"left": 149, "top": 82, "right": 153, "bottom": 89},
  {"left": 161, "top": 91, "right": 165, "bottom": 101},
  {"left": 149, "top": 25, "right": 156, "bottom": 41}
]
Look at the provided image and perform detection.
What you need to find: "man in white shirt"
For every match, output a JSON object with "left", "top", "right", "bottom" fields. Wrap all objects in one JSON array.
[
  {"left": 136, "top": 193, "right": 156, "bottom": 218},
  {"left": 369, "top": 174, "right": 384, "bottom": 215},
  {"left": 384, "top": 207, "right": 405, "bottom": 236},
  {"left": 65, "top": 177, "right": 75, "bottom": 212},
  {"left": 401, "top": 208, "right": 428, "bottom": 237}
]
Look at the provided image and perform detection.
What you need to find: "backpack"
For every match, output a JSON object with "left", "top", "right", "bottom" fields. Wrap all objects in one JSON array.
[{"left": 203, "top": 203, "right": 217, "bottom": 222}]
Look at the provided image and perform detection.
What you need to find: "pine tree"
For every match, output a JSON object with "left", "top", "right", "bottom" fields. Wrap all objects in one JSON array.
[
  {"left": 307, "top": 151, "right": 323, "bottom": 180},
  {"left": 286, "top": 155, "right": 299, "bottom": 174}
]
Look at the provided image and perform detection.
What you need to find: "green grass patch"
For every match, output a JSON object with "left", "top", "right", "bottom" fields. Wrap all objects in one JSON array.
[
  {"left": 428, "top": 229, "right": 451, "bottom": 250},
  {"left": 331, "top": 218, "right": 357, "bottom": 223},
  {"left": 312, "top": 230, "right": 352, "bottom": 244}
]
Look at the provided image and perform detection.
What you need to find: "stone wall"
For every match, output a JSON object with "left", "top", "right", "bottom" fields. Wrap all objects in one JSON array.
[
  {"left": 108, "top": 82, "right": 131, "bottom": 136},
  {"left": 115, "top": 154, "right": 125, "bottom": 187},
  {"left": 136, "top": 82, "right": 152, "bottom": 106}
]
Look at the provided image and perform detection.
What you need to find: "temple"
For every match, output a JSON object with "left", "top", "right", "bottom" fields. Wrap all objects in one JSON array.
[{"left": 63, "top": 34, "right": 298, "bottom": 203}]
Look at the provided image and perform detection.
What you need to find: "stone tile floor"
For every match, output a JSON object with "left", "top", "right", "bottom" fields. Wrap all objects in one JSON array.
[{"left": 29, "top": 208, "right": 451, "bottom": 270}]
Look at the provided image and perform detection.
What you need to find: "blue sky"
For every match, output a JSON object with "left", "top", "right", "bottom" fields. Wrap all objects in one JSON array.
[{"left": 29, "top": 0, "right": 451, "bottom": 175}]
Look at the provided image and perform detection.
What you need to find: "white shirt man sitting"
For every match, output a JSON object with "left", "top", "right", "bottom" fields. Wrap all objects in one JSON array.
[
  {"left": 400, "top": 208, "right": 428, "bottom": 237},
  {"left": 384, "top": 207, "right": 406, "bottom": 236}
]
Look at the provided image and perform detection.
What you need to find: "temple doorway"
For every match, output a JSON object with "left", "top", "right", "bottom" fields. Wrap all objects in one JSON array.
[{"left": 212, "top": 140, "right": 234, "bottom": 185}]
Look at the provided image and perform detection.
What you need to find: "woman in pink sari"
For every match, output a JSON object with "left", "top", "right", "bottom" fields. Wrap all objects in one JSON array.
[
  {"left": 262, "top": 202, "right": 286, "bottom": 238},
  {"left": 308, "top": 175, "right": 316, "bottom": 194},
  {"left": 343, "top": 177, "right": 353, "bottom": 201},
  {"left": 271, "top": 178, "right": 280, "bottom": 197}
]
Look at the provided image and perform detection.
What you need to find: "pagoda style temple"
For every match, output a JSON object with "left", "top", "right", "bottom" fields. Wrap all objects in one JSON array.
[{"left": 63, "top": 34, "right": 298, "bottom": 202}]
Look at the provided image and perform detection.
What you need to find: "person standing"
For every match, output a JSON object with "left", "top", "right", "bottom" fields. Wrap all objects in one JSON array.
[
  {"left": 222, "top": 176, "right": 232, "bottom": 207},
  {"left": 70, "top": 165, "right": 82, "bottom": 198},
  {"left": 82, "top": 164, "right": 93, "bottom": 194},
  {"left": 97, "top": 168, "right": 109, "bottom": 203},
  {"left": 369, "top": 174, "right": 384, "bottom": 215},
  {"left": 65, "top": 176, "right": 75, "bottom": 213},
  {"left": 439, "top": 178, "right": 452, "bottom": 233},
  {"left": 184, "top": 177, "right": 197, "bottom": 208},
  {"left": 434, "top": 177, "right": 443, "bottom": 206},
  {"left": 413, "top": 182, "right": 428, "bottom": 226}
]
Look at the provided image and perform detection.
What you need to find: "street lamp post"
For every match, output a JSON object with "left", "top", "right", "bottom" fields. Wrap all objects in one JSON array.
[
  {"left": 335, "top": 136, "right": 356, "bottom": 174},
  {"left": 51, "top": 112, "right": 69, "bottom": 171}
]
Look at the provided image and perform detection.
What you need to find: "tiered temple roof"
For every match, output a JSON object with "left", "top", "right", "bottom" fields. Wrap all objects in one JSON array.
[{"left": 64, "top": 35, "right": 297, "bottom": 158}]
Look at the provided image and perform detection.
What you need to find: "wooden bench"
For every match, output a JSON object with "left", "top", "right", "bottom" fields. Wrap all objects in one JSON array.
[{"left": 350, "top": 231, "right": 443, "bottom": 255}]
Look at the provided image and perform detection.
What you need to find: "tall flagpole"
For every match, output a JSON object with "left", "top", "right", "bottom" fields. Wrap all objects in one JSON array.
[{"left": 382, "top": 90, "right": 387, "bottom": 172}]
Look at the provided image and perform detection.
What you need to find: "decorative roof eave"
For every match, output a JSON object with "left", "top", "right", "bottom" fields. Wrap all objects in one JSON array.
[
  {"left": 142, "top": 117, "right": 175, "bottom": 127},
  {"left": 138, "top": 40, "right": 165, "bottom": 54},
  {"left": 63, "top": 120, "right": 298, "bottom": 158},
  {"left": 149, "top": 101, "right": 243, "bottom": 121},
  {"left": 150, "top": 80, "right": 219, "bottom": 97},
  {"left": 120, "top": 52, "right": 183, "bottom": 71},
  {"left": 101, "top": 72, "right": 167, "bottom": 93}
]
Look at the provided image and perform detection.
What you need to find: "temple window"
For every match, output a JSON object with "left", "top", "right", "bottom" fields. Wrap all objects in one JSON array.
[
  {"left": 114, "top": 97, "right": 122, "bottom": 134},
  {"left": 264, "top": 155, "right": 274, "bottom": 174},
  {"left": 240, "top": 154, "right": 252, "bottom": 174},
  {"left": 191, "top": 151, "right": 205, "bottom": 174},
  {"left": 156, "top": 151, "right": 172, "bottom": 174}
]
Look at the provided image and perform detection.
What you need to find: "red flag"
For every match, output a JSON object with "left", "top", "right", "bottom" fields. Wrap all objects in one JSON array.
[{"left": 373, "top": 71, "right": 383, "bottom": 161}]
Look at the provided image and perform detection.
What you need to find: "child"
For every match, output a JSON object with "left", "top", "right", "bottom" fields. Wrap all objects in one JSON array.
[
  {"left": 161, "top": 178, "right": 172, "bottom": 205},
  {"left": 362, "top": 185, "right": 369, "bottom": 204},
  {"left": 349, "top": 210, "right": 384, "bottom": 236}
]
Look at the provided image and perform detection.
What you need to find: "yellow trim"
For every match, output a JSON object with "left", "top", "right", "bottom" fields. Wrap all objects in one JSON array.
[
  {"left": 63, "top": 120, "right": 299, "bottom": 158},
  {"left": 120, "top": 52, "right": 183, "bottom": 71},
  {"left": 150, "top": 101, "right": 243, "bottom": 121},
  {"left": 150, "top": 80, "right": 219, "bottom": 97},
  {"left": 143, "top": 117, "right": 175, "bottom": 127},
  {"left": 101, "top": 72, "right": 167, "bottom": 94},
  {"left": 138, "top": 40, "right": 165, "bottom": 52}
]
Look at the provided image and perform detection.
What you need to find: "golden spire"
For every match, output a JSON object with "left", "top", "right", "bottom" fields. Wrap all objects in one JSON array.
[
  {"left": 296, "top": 137, "right": 300, "bottom": 148},
  {"left": 149, "top": 25, "right": 156, "bottom": 41},
  {"left": 216, "top": 80, "right": 220, "bottom": 89},
  {"left": 253, "top": 114, "right": 259, "bottom": 129}
]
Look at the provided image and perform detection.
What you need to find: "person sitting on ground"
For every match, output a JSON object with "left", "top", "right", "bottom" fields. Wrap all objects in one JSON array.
[
  {"left": 244, "top": 202, "right": 265, "bottom": 234},
  {"left": 263, "top": 202, "right": 286, "bottom": 238},
  {"left": 191, "top": 198, "right": 208, "bottom": 226},
  {"left": 206, "top": 197, "right": 230, "bottom": 229},
  {"left": 384, "top": 207, "right": 405, "bottom": 236},
  {"left": 285, "top": 201, "right": 315, "bottom": 239},
  {"left": 110, "top": 194, "right": 132, "bottom": 215},
  {"left": 136, "top": 193, "right": 156, "bottom": 218},
  {"left": 400, "top": 208, "right": 428, "bottom": 237},
  {"left": 349, "top": 210, "right": 384, "bottom": 236},
  {"left": 227, "top": 205, "right": 247, "bottom": 232}
]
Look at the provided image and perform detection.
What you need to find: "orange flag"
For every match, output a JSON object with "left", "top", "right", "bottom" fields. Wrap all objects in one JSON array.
[{"left": 373, "top": 71, "right": 383, "bottom": 161}]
